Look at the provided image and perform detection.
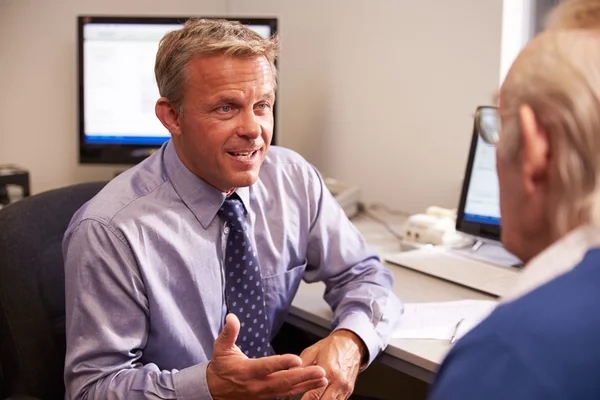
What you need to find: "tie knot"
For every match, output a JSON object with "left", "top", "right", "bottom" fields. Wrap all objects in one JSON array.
[{"left": 218, "top": 198, "right": 246, "bottom": 231}]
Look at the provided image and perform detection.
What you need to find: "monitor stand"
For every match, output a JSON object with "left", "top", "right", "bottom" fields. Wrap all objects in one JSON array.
[{"left": 451, "top": 237, "right": 523, "bottom": 269}]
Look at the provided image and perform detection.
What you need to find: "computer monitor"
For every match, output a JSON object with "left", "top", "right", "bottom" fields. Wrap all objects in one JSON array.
[
  {"left": 456, "top": 122, "right": 501, "bottom": 241},
  {"left": 78, "top": 16, "right": 278, "bottom": 165}
]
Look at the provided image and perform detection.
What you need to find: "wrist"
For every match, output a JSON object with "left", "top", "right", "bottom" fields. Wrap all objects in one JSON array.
[
  {"left": 206, "top": 362, "right": 226, "bottom": 400},
  {"left": 332, "top": 329, "right": 368, "bottom": 365}
]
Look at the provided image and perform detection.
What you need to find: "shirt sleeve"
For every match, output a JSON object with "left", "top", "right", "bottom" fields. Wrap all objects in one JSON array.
[
  {"left": 430, "top": 331, "right": 558, "bottom": 400},
  {"left": 301, "top": 166, "right": 403, "bottom": 366},
  {"left": 63, "top": 219, "right": 213, "bottom": 400}
]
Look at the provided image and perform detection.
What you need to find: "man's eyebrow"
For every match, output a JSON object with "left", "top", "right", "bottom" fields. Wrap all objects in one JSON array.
[
  {"left": 215, "top": 96, "right": 238, "bottom": 104},
  {"left": 260, "top": 92, "right": 276, "bottom": 101},
  {"left": 212, "top": 93, "right": 274, "bottom": 104}
]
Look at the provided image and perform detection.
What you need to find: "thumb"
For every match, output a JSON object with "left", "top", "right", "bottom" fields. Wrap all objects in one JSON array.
[{"left": 214, "top": 313, "right": 240, "bottom": 354}]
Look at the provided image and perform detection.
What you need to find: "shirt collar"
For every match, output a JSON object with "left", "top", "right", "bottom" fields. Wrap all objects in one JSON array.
[
  {"left": 162, "top": 140, "right": 251, "bottom": 229},
  {"left": 501, "top": 223, "right": 600, "bottom": 303}
]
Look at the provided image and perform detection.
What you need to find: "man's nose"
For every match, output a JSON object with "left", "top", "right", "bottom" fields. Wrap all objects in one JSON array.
[{"left": 236, "top": 109, "right": 261, "bottom": 139}]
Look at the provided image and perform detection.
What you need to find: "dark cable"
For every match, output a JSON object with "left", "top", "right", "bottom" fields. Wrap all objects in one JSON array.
[
  {"left": 366, "top": 202, "right": 411, "bottom": 217},
  {"left": 361, "top": 209, "right": 405, "bottom": 240}
]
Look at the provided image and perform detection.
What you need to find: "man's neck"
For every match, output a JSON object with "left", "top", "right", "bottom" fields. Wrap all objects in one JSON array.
[{"left": 522, "top": 221, "right": 586, "bottom": 265}]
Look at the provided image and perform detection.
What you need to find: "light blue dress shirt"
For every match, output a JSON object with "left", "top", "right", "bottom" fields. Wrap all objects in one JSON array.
[{"left": 63, "top": 140, "right": 402, "bottom": 399}]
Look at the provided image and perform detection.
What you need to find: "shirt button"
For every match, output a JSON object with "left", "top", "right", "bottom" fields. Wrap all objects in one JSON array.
[{"left": 224, "top": 227, "right": 230, "bottom": 235}]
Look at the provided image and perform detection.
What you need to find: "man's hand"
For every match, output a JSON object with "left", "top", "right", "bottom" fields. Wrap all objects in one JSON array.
[
  {"left": 299, "top": 329, "right": 367, "bottom": 400},
  {"left": 207, "top": 314, "right": 328, "bottom": 400}
]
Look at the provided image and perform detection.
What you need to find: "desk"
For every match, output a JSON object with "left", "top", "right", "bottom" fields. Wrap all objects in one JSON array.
[{"left": 286, "top": 212, "right": 495, "bottom": 384}]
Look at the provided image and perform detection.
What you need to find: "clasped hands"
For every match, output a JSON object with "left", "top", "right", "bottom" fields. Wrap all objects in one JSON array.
[{"left": 207, "top": 314, "right": 366, "bottom": 400}]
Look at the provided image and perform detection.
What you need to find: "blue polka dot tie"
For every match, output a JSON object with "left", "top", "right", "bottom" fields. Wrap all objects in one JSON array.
[{"left": 219, "top": 196, "right": 270, "bottom": 358}]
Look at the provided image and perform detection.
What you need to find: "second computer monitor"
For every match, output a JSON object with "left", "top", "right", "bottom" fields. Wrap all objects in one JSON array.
[{"left": 456, "top": 122, "right": 501, "bottom": 241}]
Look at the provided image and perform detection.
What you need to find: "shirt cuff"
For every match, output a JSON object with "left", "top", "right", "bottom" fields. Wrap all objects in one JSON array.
[
  {"left": 174, "top": 362, "right": 214, "bottom": 400},
  {"left": 333, "top": 312, "right": 382, "bottom": 368}
]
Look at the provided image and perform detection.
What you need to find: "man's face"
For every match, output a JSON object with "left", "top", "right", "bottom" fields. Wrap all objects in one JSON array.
[
  {"left": 170, "top": 55, "right": 275, "bottom": 192},
  {"left": 495, "top": 101, "right": 529, "bottom": 259}
]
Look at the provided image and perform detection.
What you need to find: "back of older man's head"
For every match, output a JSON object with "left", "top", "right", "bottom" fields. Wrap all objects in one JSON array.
[
  {"left": 500, "top": 30, "right": 600, "bottom": 234},
  {"left": 546, "top": 0, "right": 600, "bottom": 30}
]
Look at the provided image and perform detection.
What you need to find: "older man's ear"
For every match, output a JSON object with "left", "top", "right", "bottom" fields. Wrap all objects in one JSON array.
[{"left": 518, "top": 104, "right": 550, "bottom": 195}]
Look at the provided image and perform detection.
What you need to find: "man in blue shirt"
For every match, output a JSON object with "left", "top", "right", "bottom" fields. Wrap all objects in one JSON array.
[
  {"left": 63, "top": 18, "right": 402, "bottom": 400},
  {"left": 430, "top": 2, "right": 600, "bottom": 398}
]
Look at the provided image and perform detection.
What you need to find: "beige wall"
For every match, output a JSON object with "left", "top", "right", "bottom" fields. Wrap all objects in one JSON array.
[
  {"left": 0, "top": 0, "right": 226, "bottom": 190},
  {"left": 0, "top": 0, "right": 502, "bottom": 214}
]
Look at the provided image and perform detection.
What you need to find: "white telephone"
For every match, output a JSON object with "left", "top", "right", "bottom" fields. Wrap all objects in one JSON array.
[{"left": 404, "top": 206, "right": 461, "bottom": 246}]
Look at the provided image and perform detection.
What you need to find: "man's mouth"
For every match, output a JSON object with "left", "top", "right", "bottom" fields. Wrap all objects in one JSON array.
[{"left": 227, "top": 150, "right": 259, "bottom": 160}]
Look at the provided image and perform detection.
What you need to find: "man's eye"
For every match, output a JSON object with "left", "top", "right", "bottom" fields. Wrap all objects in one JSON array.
[
  {"left": 257, "top": 103, "right": 270, "bottom": 110},
  {"left": 218, "top": 105, "right": 232, "bottom": 112}
]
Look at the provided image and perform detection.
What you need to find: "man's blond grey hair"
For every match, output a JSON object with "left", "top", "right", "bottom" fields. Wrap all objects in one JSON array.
[
  {"left": 546, "top": 0, "right": 600, "bottom": 30},
  {"left": 499, "top": 31, "right": 600, "bottom": 235},
  {"left": 155, "top": 18, "right": 279, "bottom": 111}
]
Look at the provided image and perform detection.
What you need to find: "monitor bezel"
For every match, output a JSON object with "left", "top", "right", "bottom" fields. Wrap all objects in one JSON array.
[
  {"left": 455, "top": 122, "right": 501, "bottom": 241},
  {"left": 77, "top": 15, "right": 279, "bottom": 165}
]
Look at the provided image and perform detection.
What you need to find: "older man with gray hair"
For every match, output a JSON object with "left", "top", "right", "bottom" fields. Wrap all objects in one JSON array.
[{"left": 429, "top": 3, "right": 600, "bottom": 399}]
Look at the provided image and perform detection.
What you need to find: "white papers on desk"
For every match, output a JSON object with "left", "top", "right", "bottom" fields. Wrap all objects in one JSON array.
[{"left": 393, "top": 300, "right": 497, "bottom": 341}]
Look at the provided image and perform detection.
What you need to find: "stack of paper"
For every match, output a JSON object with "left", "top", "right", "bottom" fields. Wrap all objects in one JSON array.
[{"left": 393, "top": 300, "right": 498, "bottom": 341}]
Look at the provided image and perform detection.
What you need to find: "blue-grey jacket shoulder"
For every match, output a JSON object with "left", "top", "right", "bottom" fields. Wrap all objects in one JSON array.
[{"left": 430, "top": 249, "right": 600, "bottom": 400}]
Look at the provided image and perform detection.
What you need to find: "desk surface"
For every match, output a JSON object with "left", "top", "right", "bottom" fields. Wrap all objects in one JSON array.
[{"left": 287, "top": 212, "right": 495, "bottom": 383}]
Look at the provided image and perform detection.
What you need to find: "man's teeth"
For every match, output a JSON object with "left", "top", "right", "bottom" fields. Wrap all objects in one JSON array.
[{"left": 231, "top": 151, "right": 255, "bottom": 158}]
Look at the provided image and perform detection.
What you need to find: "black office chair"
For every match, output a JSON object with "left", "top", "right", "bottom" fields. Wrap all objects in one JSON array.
[{"left": 0, "top": 181, "right": 107, "bottom": 400}]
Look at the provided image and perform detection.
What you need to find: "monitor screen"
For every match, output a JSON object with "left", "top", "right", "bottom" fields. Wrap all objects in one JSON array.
[
  {"left": 456, "top": 125, "right": 501, "bottom": 241},
  {"left": 78, "top": 16, "right": 278, "bottom": 164}
]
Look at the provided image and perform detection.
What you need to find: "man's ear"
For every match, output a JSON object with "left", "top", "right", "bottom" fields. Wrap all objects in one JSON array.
[
  {"left": 518, "top": 104, "right": 550, "bottom": 194},
  {"left": 155, "top": 97, "right": 183, "bottom": 137}
]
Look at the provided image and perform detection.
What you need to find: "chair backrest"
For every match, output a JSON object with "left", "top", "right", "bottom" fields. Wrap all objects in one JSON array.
[{"left": 0, "top": 181, "right": 107, "bottom": 399}]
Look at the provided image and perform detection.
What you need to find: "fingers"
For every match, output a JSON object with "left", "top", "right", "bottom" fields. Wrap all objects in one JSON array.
[
  {"left": 287, "top": 377, "right": 329, "bottom": 398},
  {"left": 213, "top": 313, "right": 240, "bottom": 353},
  {"left": 266, "top": 365, "right": 326, "bottom": 387},
  {"left": 263, "top": 366, "right": 327, "bottom": 399},
  {"left": 301, "top": 386, "right": 326, "bottom": 400},
  {"left": 209, "top": 345, "right": 328, "bottom": 399},
  {"left": 319, "top": 378, "right": 355, "bottom": 400},
  {"left": 248, "top": 354, "right": 303, "bottom": 378},
  {"left": 237, "top": 362, "right": 327, "bottom": 398}
]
